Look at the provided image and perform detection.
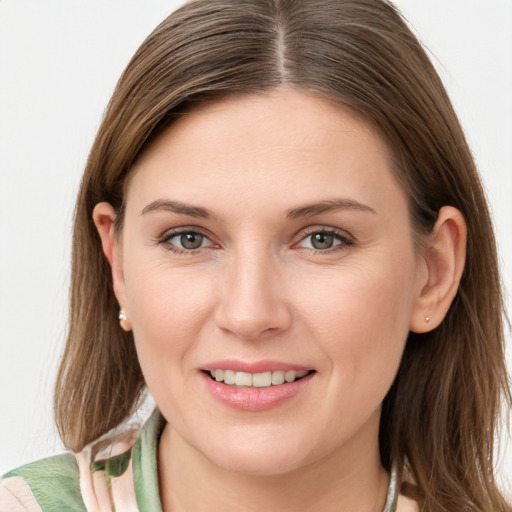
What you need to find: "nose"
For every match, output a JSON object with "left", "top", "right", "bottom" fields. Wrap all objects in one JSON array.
[{"left": 214, "top": 249, "right": 292, "bottom": 340}]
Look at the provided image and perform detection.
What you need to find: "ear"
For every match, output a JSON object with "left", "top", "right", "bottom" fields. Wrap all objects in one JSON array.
[
  {"left": 92, "top": 202, "right": 132, "bottom": 331},
  {"left": 410, "top": 206, "right": 467, "bottom": 333}
]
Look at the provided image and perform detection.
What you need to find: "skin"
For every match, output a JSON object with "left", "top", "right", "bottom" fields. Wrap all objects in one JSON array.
[{"left": 94, "top": 87, "right": 466, "bottom": 511}]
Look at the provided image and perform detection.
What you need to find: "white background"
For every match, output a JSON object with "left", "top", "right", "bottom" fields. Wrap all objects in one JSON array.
[{"left": 1, "top": 0, "right": 511, "bottom": 495}]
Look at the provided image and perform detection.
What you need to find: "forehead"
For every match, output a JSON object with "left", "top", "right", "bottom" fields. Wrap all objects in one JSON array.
[
  {"left": 126, "top": 87, "right": 405, "bottom": 220},
  {"left": 138, "top": 88, "right": 387, "bottom": 163}
]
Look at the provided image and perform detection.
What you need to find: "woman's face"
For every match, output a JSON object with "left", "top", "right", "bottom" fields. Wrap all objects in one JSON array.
[{"left": 115, "top": 88, "right": 426, "bottom": 475}]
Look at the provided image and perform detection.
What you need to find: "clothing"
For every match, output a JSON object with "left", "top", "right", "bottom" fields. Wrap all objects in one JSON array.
[
  {"left": 0, "top": 409, "right": 165, "bottom": 512},
  {"left": 1, "top": 408, "right": 414, "bottom": 511}
]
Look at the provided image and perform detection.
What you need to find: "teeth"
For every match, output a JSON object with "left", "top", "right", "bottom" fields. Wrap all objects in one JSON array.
[
  {"left": 208, "top": 369, "right": 310, "bottom": 387},
  {"left": 224, "top": 369, "right": 236, "bottom": 385},
  {"left": 235, "top": 371, "right": 253, "bottom": 386},
  {"left": 284, "top": 370, "right": 295, "bottom": 383},
  {"left": 252, "top": 371, "right": 272, "bottom": 388},
  {"left": 271, "top": 370, "right": 285, "bottom": 385}
]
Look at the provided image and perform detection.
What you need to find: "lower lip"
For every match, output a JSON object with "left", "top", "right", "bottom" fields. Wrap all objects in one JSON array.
[{"left": 201, "top": 372, "right": 314, "bottom": 411}]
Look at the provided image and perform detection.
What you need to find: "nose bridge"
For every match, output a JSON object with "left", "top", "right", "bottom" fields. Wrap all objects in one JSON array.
[{"left": 215, "top": 241, "right": 291, "bottom": 339}]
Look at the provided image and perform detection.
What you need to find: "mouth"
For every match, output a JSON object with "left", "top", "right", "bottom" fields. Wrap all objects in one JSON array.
[
  {"left": 202, "top": 369, "right": 315, "bottom": 388},
  {"left": 201, "top": 364, "right": 316, "bottom": 411}
]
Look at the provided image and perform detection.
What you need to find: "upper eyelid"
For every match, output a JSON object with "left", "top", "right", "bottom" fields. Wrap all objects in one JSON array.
[
  {"left": 158, "top": 225, "right": 213, "bottom": 241},
  {"left": 294, "top": 225, "right": 355, "bottom": 242}
]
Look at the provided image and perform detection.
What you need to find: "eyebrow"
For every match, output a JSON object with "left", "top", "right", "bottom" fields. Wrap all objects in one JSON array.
[
  {"left": 286, "top": 199, "right": 377, "bottom": 219},
  {"left": 140, "top": 198, "right": 376, "bottom": 221},
  {"left": 140, "top": 200, "right": 221, "bottom": 222}
]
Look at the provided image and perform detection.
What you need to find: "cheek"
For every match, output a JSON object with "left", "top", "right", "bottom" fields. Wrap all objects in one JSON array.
[
  {"left": 123, "top": 259, "right": 215, "bottom": 377},
  {"left": 300, "top": 254, "right": 416, "bottom": 387}
]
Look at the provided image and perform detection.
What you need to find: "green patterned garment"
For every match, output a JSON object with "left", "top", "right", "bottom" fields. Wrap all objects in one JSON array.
[
  {"left": 1, "top": 408, "right": 410, "bottom": 512},
  {"left": 0, "top": 409, "right": 165, "bottom": 512}
]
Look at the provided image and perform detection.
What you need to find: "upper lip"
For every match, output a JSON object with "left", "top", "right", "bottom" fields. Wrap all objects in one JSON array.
[{"left": 201, "top": 359, "right": 313, "bottom": 374}]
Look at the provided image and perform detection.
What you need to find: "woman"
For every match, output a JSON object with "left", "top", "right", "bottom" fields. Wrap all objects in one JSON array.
[{"left": 1, "top": 0, "right": 510, "bottom": 511}]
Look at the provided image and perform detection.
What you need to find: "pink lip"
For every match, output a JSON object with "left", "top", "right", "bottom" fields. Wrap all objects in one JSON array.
[
  {"left": 200, "top": 365, "right": 315, "bottom": 412},
  {"left": 202, "top": 359, "right": 312, "bottom": 373}
]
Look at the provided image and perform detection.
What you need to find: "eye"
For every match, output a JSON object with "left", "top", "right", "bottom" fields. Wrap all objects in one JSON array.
[
  {"left": 296, "top": 229, "right": 353, "bottom": 251},
  {"left": 162, "top": 230, "right": 214, "bottom": 252}
]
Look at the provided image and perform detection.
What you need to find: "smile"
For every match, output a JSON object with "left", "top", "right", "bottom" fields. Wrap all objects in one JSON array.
[
  {"left": 207, "top": 369, "right": 311, "bottom": 387},
  {"left": 202, "top": 368, "right": 316, "bottom": 411}
]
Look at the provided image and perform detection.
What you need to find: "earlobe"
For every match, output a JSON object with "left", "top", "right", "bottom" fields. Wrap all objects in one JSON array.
[
  {"left": 92, "top": 202, "right": 131, "bottom": 330},
  {"left": 410, "top": 206, "right": 467, "bottom": 333}
]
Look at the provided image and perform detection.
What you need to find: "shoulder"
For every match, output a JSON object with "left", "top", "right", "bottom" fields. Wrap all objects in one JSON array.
[
  {"left": 0, "top": 408, "right": 165, "bottom": 512},
  {"left": 0, "top": 454, "right": 84, "bottom": 512}
]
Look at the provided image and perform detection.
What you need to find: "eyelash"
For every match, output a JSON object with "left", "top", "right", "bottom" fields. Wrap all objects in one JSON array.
[
  {"left": 156, "top": 226, "right": 355, "bottom": 255},
  {"left": 295, "top": 227, "right": 355, "bottom": 254},
  {"left": 156, "top": 228, "right": 214, "bottom": 255}
]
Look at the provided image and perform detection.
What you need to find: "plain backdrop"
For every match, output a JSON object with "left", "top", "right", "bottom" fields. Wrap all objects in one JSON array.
[{"left": 1, "top": 0, "right": 511, "bottom": 494}]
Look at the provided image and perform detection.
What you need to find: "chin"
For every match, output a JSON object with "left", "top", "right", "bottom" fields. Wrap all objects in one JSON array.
[{"left": 196, "top": 434, "right": 318, "bottom": 477}]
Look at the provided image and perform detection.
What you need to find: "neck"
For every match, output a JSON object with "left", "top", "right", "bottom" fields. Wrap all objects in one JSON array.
[{"left": 158, "top": 415, "right": 390, "bottom": 512}]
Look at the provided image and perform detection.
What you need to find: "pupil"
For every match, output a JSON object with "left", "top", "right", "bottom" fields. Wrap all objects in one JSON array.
[
  {"left": 181, "top": 233, "right": 203, "bottom": 249},
  {"left": 312, "top": 232, "right": 333, "bottom": 249}
]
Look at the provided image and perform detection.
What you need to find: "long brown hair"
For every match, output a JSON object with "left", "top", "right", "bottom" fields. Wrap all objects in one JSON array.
[{"left": 54, "top": 1, "right": 511, "bottom": 510}]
